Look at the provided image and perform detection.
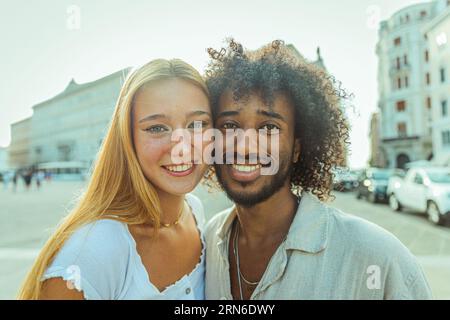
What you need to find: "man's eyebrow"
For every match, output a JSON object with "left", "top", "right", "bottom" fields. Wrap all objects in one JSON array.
[
  {"left": 216, "top": 110, "right": 240, "bottom": 118},
  {"left": 257, "top": 109, "right": 286, "bottom": 122},
  {"left": 138, "top": 114, "right": 167, "bottom": 123}
]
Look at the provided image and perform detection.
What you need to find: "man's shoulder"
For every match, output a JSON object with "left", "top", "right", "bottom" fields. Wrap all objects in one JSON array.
[{"left": 323, "top": 203, "right": 418, "bottom": 266}]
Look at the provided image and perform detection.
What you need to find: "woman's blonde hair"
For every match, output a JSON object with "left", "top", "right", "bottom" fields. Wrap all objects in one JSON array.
[{"left": 17, "top": 59, "right": 208, "bottom": 299}]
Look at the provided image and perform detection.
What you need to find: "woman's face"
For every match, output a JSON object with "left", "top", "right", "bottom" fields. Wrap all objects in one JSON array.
[{"left": 132, "top": 78, "right": 212, "bottom": 196}]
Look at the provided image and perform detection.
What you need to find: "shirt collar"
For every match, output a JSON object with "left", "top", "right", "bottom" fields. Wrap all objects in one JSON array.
[
  {"left": 215, "top": 191, "right": 330, "bottom": 254},
  {"left": 284, "top": 191, "right": 329, "bottom": 253}
]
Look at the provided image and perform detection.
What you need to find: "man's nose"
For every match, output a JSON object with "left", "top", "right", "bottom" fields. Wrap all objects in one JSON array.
[{"left": 235, "top": 129, "right": 259, "bottom": 162}]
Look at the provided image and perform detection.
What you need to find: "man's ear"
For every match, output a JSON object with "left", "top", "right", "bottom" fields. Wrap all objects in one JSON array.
[{"left": 293, "top": 138, "right": 301, "bottom": 163}]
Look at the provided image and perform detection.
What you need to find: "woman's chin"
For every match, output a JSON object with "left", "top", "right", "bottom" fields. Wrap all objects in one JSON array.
[{"left": 155, "top": 176, "right": 202, "bottom": 196}]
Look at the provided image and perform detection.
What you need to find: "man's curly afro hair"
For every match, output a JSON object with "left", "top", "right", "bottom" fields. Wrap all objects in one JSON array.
[{"left": 204, "top": 38, "right": 351, "bottom": 201}]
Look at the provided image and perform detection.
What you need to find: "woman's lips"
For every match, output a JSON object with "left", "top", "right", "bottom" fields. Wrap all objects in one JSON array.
[
  {"left": 161, "top": 163, "right": 195, "bottom": 177},
  {"left": 228, "top": 164, "right": 262, "bottom": 182}
]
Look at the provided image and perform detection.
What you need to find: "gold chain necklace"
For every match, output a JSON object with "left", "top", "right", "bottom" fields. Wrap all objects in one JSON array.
[{"left": 161, "top": 200, "right": 186, "bottom": 228}]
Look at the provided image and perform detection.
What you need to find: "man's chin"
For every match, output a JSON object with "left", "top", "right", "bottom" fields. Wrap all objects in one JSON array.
[
  {"left": 224, "top": 190, "right": 271, "bottom": 208},
  {"left": 220, "top": 179, "right": 275, "bottom": 207},
  {"left": 215, "top": 161, "right": 291, "bottom": 207}
]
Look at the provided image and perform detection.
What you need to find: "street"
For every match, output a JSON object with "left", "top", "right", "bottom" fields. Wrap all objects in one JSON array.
[{"left": 0, "top": 180, "right": 449, "bottom": 299}]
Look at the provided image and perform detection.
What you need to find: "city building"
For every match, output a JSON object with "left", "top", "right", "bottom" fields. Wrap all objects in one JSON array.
[
  {"left": 8, "top": 68, "right": 130, "bottom": 170},
  {"left": 0, "top": 146, "right": 9, "bottom": 172},
  {"left": 423, "top": 6, "right": 450, "bottom": 165},
  {"left": 369, "top": 112, "right": 386, "bottom": 167},
  {"left": 375, "top": 0, "right": 449, "bottom": 169},
  {"left": 8, "top": 117, "right": 32, "bottom": 169}
]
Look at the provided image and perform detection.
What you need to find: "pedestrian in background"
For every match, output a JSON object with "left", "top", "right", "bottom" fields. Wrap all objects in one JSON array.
[
  {"left": 23, "top": 170, "right": 32, "bottom": 191},
  {"left": 35, "top": 170, "right": 44, "bottom": 190},
  {"left": 2, "top": 171, "right": 12, "bottom": 191},
  {"left": 12, "top": 171, "right": 18, "bottom": 192}
]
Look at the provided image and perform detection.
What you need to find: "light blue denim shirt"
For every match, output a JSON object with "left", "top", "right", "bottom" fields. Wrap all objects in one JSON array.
[
  {"left": 41, "top": 193, "right": 205, "bottom": 300},
  {"left": 204, "top": 191, "right": 433, "bottom": 300}
]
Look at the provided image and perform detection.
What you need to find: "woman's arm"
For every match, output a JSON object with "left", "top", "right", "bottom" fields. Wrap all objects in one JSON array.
[{"left": 40, "top": 278, "right": 85, "bottom": 300}]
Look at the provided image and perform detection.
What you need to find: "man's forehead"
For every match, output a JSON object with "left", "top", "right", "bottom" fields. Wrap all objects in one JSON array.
[{"left": 218, "top": 90, "right": 293, "bottom": 114}]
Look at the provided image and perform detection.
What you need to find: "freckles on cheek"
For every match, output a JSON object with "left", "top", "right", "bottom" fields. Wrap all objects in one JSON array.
[{"left": 136, "top": 137, "right": 170, "bottom": 165}]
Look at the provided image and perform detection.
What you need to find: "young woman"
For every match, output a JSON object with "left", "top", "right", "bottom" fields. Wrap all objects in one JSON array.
[{"left": 17, "top": 59, "right": 212, "bottom": 299}]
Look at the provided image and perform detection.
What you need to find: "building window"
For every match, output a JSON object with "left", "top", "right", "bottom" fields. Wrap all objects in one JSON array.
[
  {"left": 58, "top": 144, "right": 73, "bottom": 162},
  {"left": 427, "top": 97, "right": 432, "bottom": 109},
  {"left": 420, "top": 11, "right": 427, "bottom": 18},
  {"left": 397, "top": 77, "right": 402, "bottom": 89},
  {"left": 396, "top": 57, "right": 401, "bottom": 69},
  {"left": 396, "top": 100, "right": 406, "bottom": 112},
  {"left": 426, "top": 73, "right": 431, "bottom": 85},
  {"left": 403, "top": 54, "right": 408, "bottom": 65},
  {"left": 442, "top": 100, "right": 448, "bottom": 117},
  {"left": 394, "top": 37, "right": 401, "bottom": 46},
  {"left": 406, "top": 14, "right": 410, "bottom": 22},
  {"left": 397, "top": 122, "right": 407, "bottom": 137},
  {"left": 425, "top": 50, "right": 429, "bottom": 62},
  {"left": 441, "top": 68, "right": 446, "bottom": 83},
  {"left": 442, "top": 130, "right": 450, "bottom": 146},
  {"left": 405, "top": 76, "right": 409, "bottom": 87}
]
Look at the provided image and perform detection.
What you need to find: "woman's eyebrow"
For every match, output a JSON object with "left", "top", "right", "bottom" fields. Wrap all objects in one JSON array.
[
  {"left": 138, "top": 110, "right": 211, "bottom": 123},
  {"left": 138, "top": 113, "right": 167, "bottom": 123},
  {"left": 187, "top": 110, "right": 212, "bottom": 118}
]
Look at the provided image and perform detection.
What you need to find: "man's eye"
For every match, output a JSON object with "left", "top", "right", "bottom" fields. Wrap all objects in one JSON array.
[
  {"left": 188, "top": 120, "right": 210, "bottom": 129},
  {"left": 222, "top": 123, "right": 238, "bottom": 130},
  {"left": 144, "top": 125, "right": 169, "bottom": 133},
  {"left": 260, "top": 124, "right": 280, "bottom": 133}
]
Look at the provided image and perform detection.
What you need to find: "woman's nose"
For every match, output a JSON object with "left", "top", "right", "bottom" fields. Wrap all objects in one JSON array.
[{"left": 170, "top": 128, "right": 194, "bottom": 163}]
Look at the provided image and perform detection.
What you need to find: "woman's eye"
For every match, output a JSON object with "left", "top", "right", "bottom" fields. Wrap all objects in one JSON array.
[
  {"left": 260, "top": 124, "right": 280, "bottom": 133},
  {"left": 144, "top": 125, "right": 169, "bottom": 134},
  {"left": 188, "top": 120, "right": 210, "bottom": 129}
]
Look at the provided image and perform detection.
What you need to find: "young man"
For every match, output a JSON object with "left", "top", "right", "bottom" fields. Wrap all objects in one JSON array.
[{"left": 203, "top": 39, "right": 432, "bottom": 300}]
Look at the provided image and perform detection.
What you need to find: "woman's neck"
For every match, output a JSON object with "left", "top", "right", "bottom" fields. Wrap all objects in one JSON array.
[{"left": 156, "top": 191, "right": 186, "bottom": 226}]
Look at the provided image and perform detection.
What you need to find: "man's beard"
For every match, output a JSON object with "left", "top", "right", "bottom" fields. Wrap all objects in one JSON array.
[{"left": 214, "top": 152, "right": 293, "bottom": 208}]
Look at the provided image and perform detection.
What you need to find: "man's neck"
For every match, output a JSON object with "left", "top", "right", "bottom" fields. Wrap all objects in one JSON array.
[{"left": 234, "top": 183, "right": 299, "bottom": 248}]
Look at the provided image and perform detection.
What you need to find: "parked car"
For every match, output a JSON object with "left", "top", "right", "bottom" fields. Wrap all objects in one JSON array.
[
  {"left": 332, "top": 168, "right": 359, "bottom": 192},
  {"left": 387, "top": 167, "right": 450, "bottom": 225},
  {"left": 356, "top": 168, "right": 401, "bottom": 203}
]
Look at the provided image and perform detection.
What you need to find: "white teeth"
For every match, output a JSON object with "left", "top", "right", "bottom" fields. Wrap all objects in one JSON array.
[
  {"left": 232, "top": 164, "right": 261, "bottom": 172},
  {"left": 164, "top": 164, "right": 193, "bottom": 172}
]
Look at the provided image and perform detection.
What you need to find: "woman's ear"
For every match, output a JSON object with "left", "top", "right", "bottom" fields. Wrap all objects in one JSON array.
[{"left": 293, "top": 139, "right": 301, "bottom": 163}]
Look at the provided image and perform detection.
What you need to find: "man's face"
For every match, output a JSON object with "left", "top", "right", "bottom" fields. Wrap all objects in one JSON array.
[{"left": 214, "top": 90, "right": 301, "bottom": 207}]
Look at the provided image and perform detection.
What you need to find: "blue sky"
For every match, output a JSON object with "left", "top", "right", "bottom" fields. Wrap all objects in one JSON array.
[{"left": 0, "top": 0, "right": 426, "bottom": 168}]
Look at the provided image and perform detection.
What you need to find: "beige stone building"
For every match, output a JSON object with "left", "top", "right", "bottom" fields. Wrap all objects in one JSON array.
[{"left": 8, "top": 68, "right": 130, "bottom": 170}]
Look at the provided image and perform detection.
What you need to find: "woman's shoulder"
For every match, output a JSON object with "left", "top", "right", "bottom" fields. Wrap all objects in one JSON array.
[
  {"left": 42, "top": 219, "right": 133, "bottom": 299},
  {"left": 44, "top": 219, "right": 132, "bottom": 279},
  {"left": 64, "top": 219, "right": 130, "bottom": 254}
]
